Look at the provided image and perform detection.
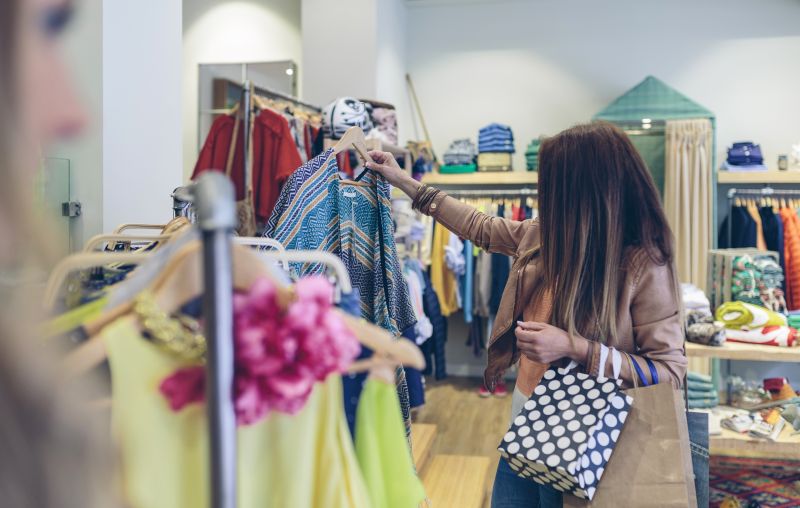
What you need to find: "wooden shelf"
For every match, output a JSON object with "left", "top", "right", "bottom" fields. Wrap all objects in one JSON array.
[
  {"left": 422, "top": 171, "right": 537, "bottom": 186},
  {"left": 710, "top": 425, "right": 800, "bottom": 460},
  {"left": 686, "top": 341, "right": 800, "bottom": 362},
  {"left": 717, "top": 170, "right": 800, "bottom": 184}
]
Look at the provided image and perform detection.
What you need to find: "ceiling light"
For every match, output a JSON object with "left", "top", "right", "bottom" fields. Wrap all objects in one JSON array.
[
  {"left": 285, "top": 68, "right": 294, "bottom": 76},
  {"left": 641, "top": 118, "right": 652, "bottom": 124}
]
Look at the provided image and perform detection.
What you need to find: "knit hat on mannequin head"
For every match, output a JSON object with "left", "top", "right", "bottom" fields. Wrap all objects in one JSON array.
[{"left": 322, "top": 97, "right": 373, "bottom": 140}]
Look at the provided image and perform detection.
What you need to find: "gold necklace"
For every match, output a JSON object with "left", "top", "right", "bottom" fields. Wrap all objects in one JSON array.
[{"left": 133, "top": 291, "right": 206, "bottom": 361}]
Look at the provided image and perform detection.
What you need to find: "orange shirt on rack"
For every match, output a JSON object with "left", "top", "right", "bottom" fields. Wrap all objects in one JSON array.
[
  {"left": 780, "top": 208, "right": 800, "bottom": 310},
  {"left": 192, "top": 109, "right": 302, "bottom": 222}
]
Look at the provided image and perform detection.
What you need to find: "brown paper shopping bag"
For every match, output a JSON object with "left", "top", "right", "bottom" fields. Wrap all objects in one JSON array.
[{"left": 563, "top": 383, "right": 697, "bottom": 508}]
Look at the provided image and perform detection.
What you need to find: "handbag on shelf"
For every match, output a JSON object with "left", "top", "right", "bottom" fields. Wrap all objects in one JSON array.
[
  {"left": 497, "top": 361, "right": 633, "bottom": 501},
  {"left": 224, "top": 110, "right": 257, "bottom": 237}
]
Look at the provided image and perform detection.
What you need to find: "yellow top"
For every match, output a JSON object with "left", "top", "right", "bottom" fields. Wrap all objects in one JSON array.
[
  {"left": 103, "top": 318, "right": 371, "bottom": 508},
  {"left": 430, "top": 224, "right": 459, "bottom": 316}
]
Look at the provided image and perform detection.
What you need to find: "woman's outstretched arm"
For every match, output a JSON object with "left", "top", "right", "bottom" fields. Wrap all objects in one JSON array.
[{"left": 367, "top": 151, "right": 535, "bottom": 256}]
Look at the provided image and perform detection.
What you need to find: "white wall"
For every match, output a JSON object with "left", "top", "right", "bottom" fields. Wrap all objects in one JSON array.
[
  {"left": 407, "top": 0, "right": 800, "bottom": 170},
  {"left": 102, "top": 0, "right": 183, "bottom": 231},
  {"left": 183, "top": 0, "right": 302, "bottom": 179},
  {"left": 301, "top": 0, "right": 378, "bottom": 106},
  {"left": 375, "top": 0, "right": 413, "bottom": 144}
]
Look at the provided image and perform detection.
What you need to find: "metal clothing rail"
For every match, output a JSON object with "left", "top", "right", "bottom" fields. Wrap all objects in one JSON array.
[
  {"left": 726, "top": 186, "right": 800, "bottom": 247},
  {"left": 257, "top": 84, "right": 322, "bottom": 113},
  {"left": 193, "top": 173, "right": 238, "bottom": 508},
  {"left": 446, "top": 188, "right": 538, "bottom": 197},
  {"left": 242, "top": 81, "right": 253, "bottom": 207}
]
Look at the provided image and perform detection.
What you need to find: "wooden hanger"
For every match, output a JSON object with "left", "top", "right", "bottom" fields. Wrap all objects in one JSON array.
[
  {"left": 327, "top": 126, "right": 374, "bottom": 182},
  {"left": 113, "top": 223, "right": 166, "bottom": 234},
  {"left": 65, "top": 239, "right": 424, "bottom": 377}
]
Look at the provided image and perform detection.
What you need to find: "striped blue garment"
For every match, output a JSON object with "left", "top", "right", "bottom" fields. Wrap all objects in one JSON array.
[{"left": 264, "top": 148, "right": 416, "bottom": 436}]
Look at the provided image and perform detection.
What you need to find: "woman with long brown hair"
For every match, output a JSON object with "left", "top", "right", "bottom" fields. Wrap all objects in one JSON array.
[
  {"left": 367, "top": 121, "right": 686, "bottom": 507},
  {"left": 0, "top": 0, "right": 117, "bottom": 505}
]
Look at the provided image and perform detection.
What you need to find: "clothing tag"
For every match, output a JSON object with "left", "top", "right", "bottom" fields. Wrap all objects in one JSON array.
[
  {"left": 598, "top": 344, "right": 609, "bottom": 381},
  {"left": 611, "top": 348, "right": 622, "bottom": 379}
]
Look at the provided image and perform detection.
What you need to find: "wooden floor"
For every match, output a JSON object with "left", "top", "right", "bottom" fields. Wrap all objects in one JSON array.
[{"left": 414, "top": 377, "right": 512, "bottom": 508}]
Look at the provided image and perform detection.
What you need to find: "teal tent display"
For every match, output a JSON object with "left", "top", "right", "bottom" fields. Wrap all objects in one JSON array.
[
  {"left": 594, "top": 75, "right": 714, "bottom": 123},
  {"left": 593, "top": 76, "right": 715, "bottom": 196}
]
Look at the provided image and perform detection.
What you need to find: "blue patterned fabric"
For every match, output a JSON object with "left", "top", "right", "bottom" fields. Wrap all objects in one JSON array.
[{"left": 264, "top": 148, "right": 416, "bottom": 437}]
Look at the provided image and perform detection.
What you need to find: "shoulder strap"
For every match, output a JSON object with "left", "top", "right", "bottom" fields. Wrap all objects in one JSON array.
[{"left": 224, "top": 116, "right": 240, "bottom": 179}]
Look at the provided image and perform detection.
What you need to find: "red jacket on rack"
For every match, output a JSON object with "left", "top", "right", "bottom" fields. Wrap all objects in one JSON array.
[{"left": 192, "top": 108, "right": 302, "bottom": 222}]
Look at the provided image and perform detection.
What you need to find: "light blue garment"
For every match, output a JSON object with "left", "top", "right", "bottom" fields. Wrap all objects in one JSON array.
[{"left": 463, "top": 240, "right": 474, "bottom": 324}]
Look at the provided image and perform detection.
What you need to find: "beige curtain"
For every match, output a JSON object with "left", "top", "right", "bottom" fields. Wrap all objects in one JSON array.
[{"left": 664, "top": 119, "right": 713, "bottom": 291}]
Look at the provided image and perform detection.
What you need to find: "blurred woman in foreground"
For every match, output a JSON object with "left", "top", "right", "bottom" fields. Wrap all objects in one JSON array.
[{"left": 0, "top": 0, "right": 116, "bottom": 505}]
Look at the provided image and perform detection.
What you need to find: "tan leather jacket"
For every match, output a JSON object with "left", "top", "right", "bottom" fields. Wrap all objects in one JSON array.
[{"left": 413, "top": 187, "right": 687, "bottom": 390}]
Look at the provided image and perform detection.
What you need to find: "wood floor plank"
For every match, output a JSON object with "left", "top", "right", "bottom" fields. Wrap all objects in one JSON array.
[
  {"left": 421, "top": 455, "right": 492, "bottom": 508},
  {"left": 411, "top": 423, "right": 438, "bottom": 473},
  {"left": 414, "top": 378, "right": 512, "bottom": 508}
]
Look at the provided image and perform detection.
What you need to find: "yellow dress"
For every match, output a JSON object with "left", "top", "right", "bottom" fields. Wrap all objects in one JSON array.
[{"left": 103, "top": 318, "right": 371, "bottom": 508}]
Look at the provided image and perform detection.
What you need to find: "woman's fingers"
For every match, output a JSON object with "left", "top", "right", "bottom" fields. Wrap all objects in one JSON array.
[
  {"left": 515, "top": 327, "right": 541, "bottom": 343},
  {"left": 516, "top": 321, "right": 547, "bottom": 331}
]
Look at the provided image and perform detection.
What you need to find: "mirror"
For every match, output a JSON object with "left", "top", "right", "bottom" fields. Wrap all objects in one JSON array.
[{"left": 197, "top": 60, "right": 297, "bottom": 151}]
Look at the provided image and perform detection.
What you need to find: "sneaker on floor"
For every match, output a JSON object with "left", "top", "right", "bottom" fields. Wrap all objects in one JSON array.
[
  {"left": 478, "top": 385, "right": 492, "bottom": 398},
  {"left": 493, "top": 381, "right": 509, "bottom": 398}
]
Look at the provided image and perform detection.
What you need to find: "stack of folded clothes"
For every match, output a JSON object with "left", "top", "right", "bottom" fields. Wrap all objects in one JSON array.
[
  {"left": 687, "top": 372, "right": 718, "bottom": 409},
  {"left": 477, "top": 123, "right": 514, "bottom": 172},
  {"left": 722, "top": 141, "right": 768, "bottom": 172},
  {"left": 440, "top": 138, "right": 477, "bottom": 174},
  {"left": 525, "top": 139, "right": 541, "bottom": 171},
  {"left": 715, "top": 301, "right": 797, "bottom": 347}
]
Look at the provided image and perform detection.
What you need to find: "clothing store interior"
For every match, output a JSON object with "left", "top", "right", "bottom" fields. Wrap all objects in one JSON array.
[{"left": 27, "top": 0, "right": 800, "bottom": 507}]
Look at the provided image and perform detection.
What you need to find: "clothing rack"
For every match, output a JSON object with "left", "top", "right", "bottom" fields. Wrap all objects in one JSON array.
[
  {"left": 193, "top": 173, "right": 238, "bottom": 508},
  {"left": 446, "top": 188, "right": 538, "bottom": 198},
  {"left": 726, "top": 186, "right": 800, "bottom": 247}
]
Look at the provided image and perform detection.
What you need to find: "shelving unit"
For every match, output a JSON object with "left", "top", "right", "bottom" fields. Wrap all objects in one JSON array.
[
  {"left": 421, "top": 171, "right": 537, "bottom": 186},
  {"left": 717, "top": 170, "right": 800, "bottom": 184},
  {"left": 710, "top": 426, "right": 800, "bottom": 460},
  {"left": 687, "top": 342, "right": 800, "bottom": 458},
  {"left": 686, "top": 342, "right": 800, "bottom": 362}
]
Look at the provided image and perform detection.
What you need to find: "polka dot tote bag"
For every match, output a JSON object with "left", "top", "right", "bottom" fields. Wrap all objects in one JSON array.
[{"left": 497, "top": 361, "right": 633, "bottom": 501}]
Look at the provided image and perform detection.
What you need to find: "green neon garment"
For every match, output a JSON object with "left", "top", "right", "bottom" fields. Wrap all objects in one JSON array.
[{"left": 355, "top": 376, "right": 426, "bottom": 508}]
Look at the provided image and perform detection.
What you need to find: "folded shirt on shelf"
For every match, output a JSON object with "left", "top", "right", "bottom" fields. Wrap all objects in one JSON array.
[
  {"left": 442, "top": 138, "right": 477, "bottom": 166},
  {"left": 439, "top": 164, "right": 476, "bottom": 174},
  {"left": 478, "top": 123, "right": 515, "bottom": 153},
  {"left": 725, "top": 325, "right": 797, "bottom": 347}
]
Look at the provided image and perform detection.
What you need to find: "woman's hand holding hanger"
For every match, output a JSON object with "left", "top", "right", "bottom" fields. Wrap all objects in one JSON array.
[{"left": 366, "top": 151, "right": 422, "bottom": 199}]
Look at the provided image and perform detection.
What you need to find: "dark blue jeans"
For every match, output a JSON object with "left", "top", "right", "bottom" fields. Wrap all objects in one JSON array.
[{"left": 491, "top": 458, "right": 562, "bottom": 508}]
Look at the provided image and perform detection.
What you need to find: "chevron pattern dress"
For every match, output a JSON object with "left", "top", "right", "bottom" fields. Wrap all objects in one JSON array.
[{"left": 264, "top": 148, "right": 416, "bottom": 436}]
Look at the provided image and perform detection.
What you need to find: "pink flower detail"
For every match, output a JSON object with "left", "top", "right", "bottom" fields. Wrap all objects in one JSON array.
[{"left": 160, "top": 276, "right": 360, "bottom": 425}]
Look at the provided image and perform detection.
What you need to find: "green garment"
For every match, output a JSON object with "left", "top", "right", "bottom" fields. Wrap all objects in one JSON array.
[
  {"left": 439, "top": 164, "right": 476, "bottom": 174},
  {"left": 355, "top": 378, "right": 426, "bottom": 508},
  {"left": 42, "top": 295, "right": 108, "bottom": 338}
]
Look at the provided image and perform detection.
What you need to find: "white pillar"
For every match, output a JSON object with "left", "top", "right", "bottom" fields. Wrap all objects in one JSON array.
[{"left": 102, "top": 0, "right": 183, "bottom": 231}]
